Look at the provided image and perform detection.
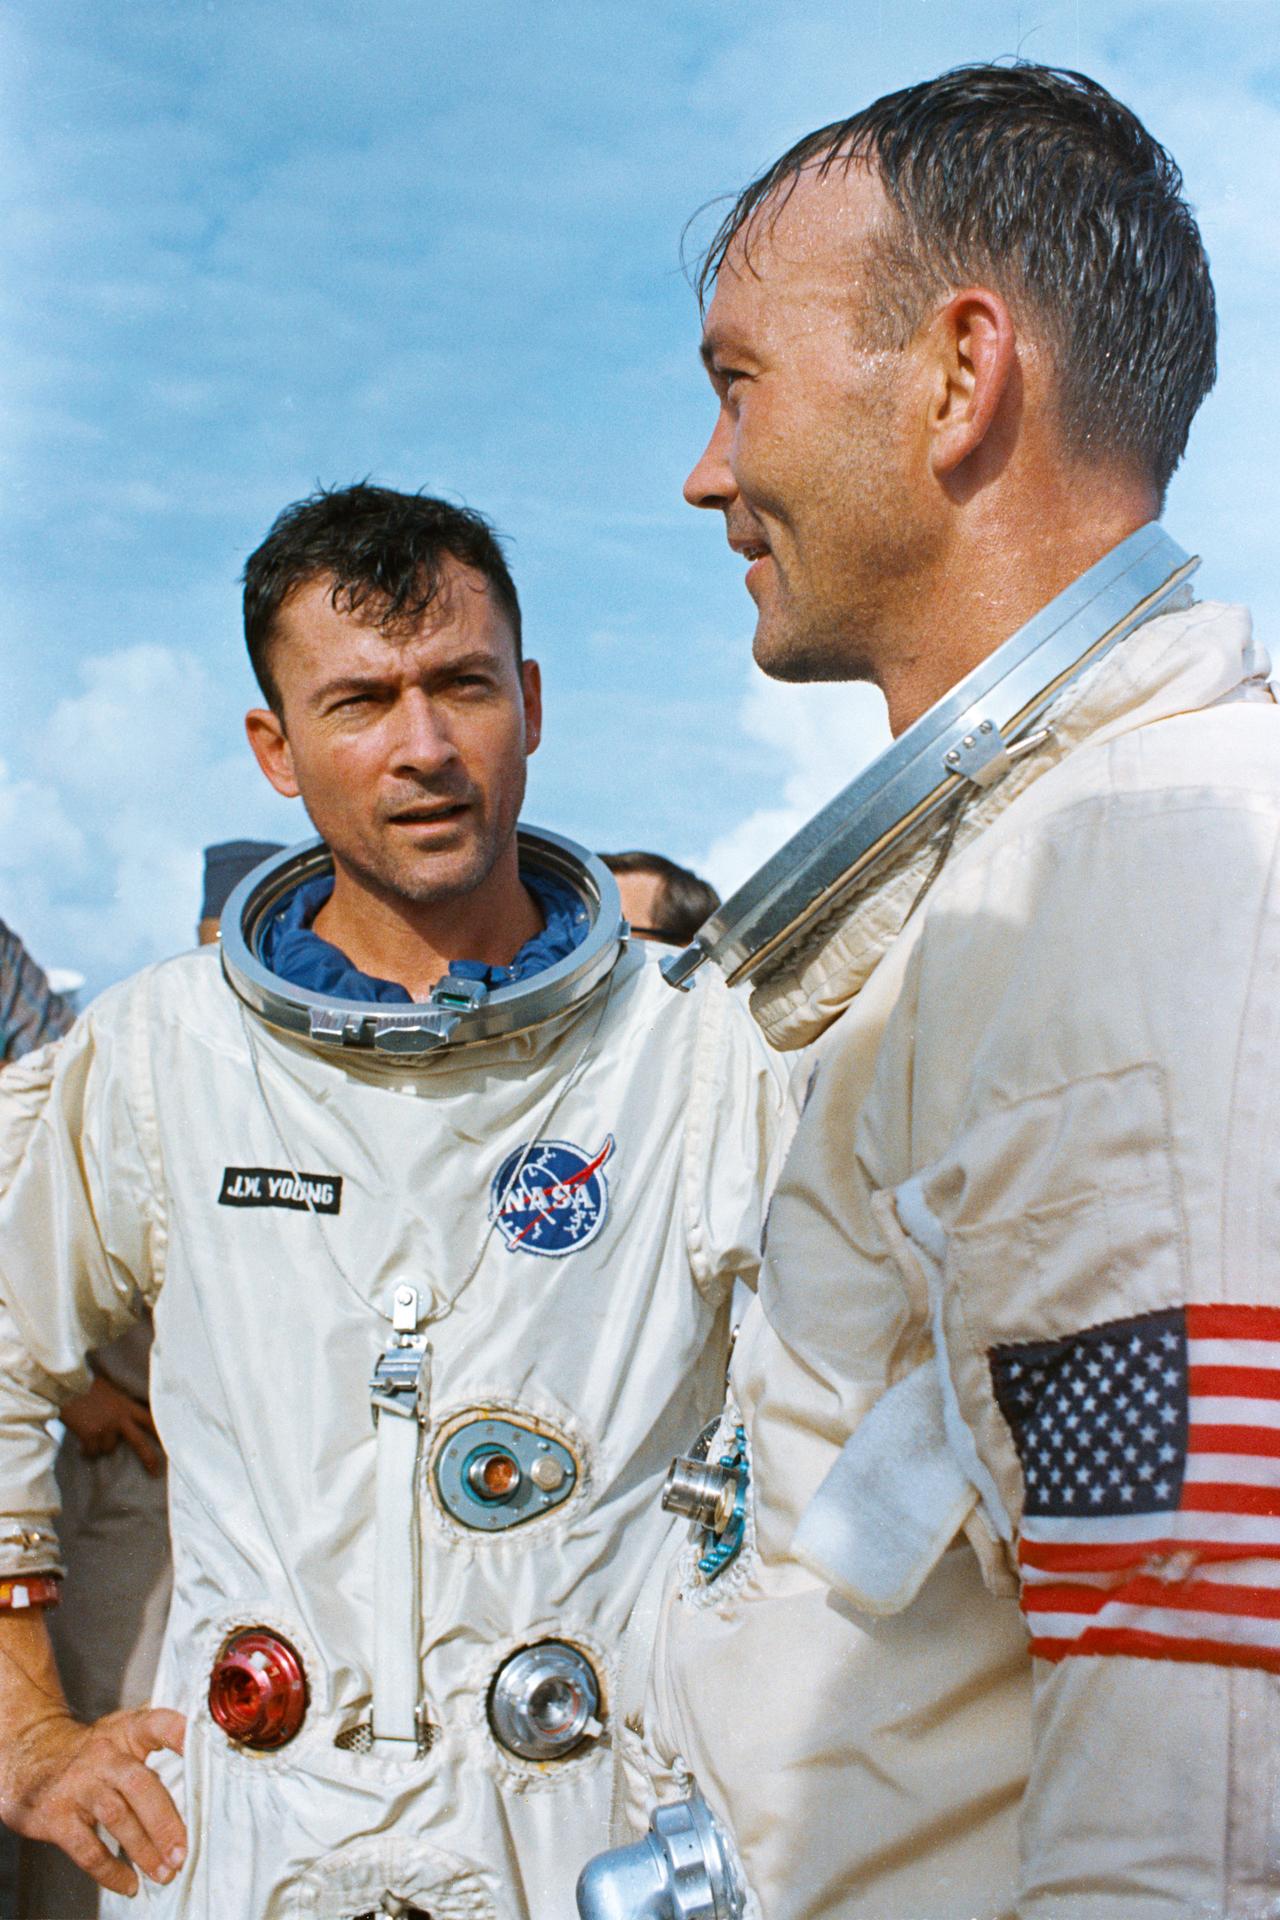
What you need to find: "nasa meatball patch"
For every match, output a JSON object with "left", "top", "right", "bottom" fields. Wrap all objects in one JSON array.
[
  {"left": 218, "top": 1166, "right": 343, "bottom": 1214},
  {"left": 490, "top": 1135, "right": 614, "bottom": 1257}
]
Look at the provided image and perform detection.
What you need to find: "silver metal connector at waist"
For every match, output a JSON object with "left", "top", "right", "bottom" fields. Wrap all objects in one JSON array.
[{"left": 576, "top": 1793, "right": 748, "bottom": 1920}]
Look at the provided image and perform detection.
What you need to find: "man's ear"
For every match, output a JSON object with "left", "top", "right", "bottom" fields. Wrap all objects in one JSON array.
[
  {"left": 245, "top": 708, "right": 300, "bottom": 799},
  {"left": 925, "top": 286, "right": 1017, "bottom": 479},
  {"left": 521, "top": 659, "right": 543, "bottom": 758}
]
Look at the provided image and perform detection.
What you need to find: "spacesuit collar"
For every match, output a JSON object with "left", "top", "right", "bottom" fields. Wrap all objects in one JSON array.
[
  {"left": 750, "top": 593, "right": 1262, "bottom": 1051},
  {"left": 659, "top": 526, "right": 1200, "bottom": 1030},
  {"left": 661, "top": 526, "right": 1202, "bottom": 1024},
  {"left": 258, "top": 867, "right": 589, "bottom": 1004},
  {"left": 220, "top": 825, "right": 624, "bottom": 1062}
]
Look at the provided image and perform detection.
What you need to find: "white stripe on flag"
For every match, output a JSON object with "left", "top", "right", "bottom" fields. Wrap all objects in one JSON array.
[
  {"left": 1190, "top": 1396, "right": 1280, "bottom": 1431},
  {"left": 1029, "top": 1604, "right": 1280, "bottom": 1650},
  {"left": 1189, "top": 1339, "right": 1280, "bottom": 1371},
  {"left": 1021, "top": 1555, "right": 1280, "bottom": 1590},
  {"left": 1183, "top": 1454, "right": 1280, "bottom": 1486},
  {"left": 1023, "top": 1510, "right": 1280, "bottom": 1548}
]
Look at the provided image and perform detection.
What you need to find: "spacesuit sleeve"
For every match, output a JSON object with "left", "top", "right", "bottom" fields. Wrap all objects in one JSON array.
[
  {"left": 902, "top": 777, "right": 1280, "bottom": 1918},
  {"left": 0, "top": 983, "right": 164, "bottom": 1575},
  {"left": 681, "top": 976, "right": 795, "bottom": 1304}
]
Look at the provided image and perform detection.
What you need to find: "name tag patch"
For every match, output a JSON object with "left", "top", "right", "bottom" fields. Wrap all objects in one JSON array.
[{"left": 218, "top": 1167, "right": 343, "bottom": 1214}]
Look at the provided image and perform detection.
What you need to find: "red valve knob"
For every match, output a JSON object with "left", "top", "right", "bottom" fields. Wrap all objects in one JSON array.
[{"left": 208, "top": 1628, "right": 308, "bottom": 1750}]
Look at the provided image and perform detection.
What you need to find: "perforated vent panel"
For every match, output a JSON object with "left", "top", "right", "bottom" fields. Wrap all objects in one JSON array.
[{"left": 333, "top": 1718, "right": 436, "bottom": 1759}]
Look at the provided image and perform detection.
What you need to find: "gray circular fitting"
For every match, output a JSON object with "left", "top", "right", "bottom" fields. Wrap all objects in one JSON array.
[
  {"left": 663, "top": 1456, "right": 738, "bottom": 1534},
  {"left": 489, "top": 1641, "right": 600, "bottom": 1761},
  {"left": 656, "top": 527, "right": 1195, "bottom": 997},
  {"left": 434, "top": 1417, "right": 578, "bottom": 1531}
]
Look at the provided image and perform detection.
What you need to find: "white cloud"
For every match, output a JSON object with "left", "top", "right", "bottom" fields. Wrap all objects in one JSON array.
[
  {"left": 696, "top": 667, "right": 890, "bottom": 896},
  {"left": 0, "top": 759, "right": 88, "bottom": 881},
  {"left": 0, "top": 644, "right": 303, "bottom": 996}
]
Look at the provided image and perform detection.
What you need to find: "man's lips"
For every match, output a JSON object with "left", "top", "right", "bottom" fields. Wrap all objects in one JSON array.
[
  {"left": 728, "top": 531, "right": 772, "bottom": 593},
  {"left": 385, "top": 801, "right": 470, "bottom": 830}
]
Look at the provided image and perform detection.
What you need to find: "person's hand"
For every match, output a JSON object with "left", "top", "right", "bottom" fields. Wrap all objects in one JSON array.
[
  {"left": 61, "top": 1376, "right": 163, "bottom": 1476},
  {"left": 0, "top": 1704, "right": 187, "bottom": 1895}
]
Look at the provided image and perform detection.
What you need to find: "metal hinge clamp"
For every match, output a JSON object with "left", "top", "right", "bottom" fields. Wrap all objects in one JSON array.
[
  {"left": 369, "top": 1284, "right": 430, "bottom": 1421},
  {"left": 943, "top": 720, "right": 1054, "bottom": 789}
]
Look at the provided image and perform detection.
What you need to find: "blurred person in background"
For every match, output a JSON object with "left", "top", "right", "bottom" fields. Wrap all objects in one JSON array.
[
  {"left": 601, "top": 851, "right": 719, "bottom": 946},
  {"left": 196, "top": 840, "right": 284, "bottom": 947},
  {"left": 15, "top": 839, "right": 282, "bottom": 1920},
  {"left": 0, "top": 920, "right": 74, "bottom": 1064},
  {"left": 0, "top": 919, "right": 72, "bottom": 1917}
]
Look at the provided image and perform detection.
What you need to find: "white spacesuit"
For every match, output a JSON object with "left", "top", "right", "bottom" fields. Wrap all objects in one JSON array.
[
  {"left": 582, "top": 527, "right": 1280, "bottom": 1919},
  {"left": 0, "top": 829, "right": 788, "bottom": 1920}
]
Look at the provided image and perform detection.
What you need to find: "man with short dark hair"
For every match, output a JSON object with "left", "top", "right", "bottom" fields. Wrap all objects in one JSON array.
[
  {"left": 0, "top": 484, "right": 788, "bottom": 1919},
  {"left": 584, "top": 65, "right": 1280, "bottom": 1920},
  {"left": 601, "top": 852, "right": 720, "bottom": 946}
]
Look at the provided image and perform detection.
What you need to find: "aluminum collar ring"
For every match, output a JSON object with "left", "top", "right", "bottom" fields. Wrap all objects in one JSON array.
[
  {"left": 661, "top": 524, "right": 1198, "bottom": 995},
  {"left": 220, "top": 825, "right": 624, "bottom": 1060}
]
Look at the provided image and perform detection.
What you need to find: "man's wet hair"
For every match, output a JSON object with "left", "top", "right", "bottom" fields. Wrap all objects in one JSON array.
[
  {"left": 243, "top": 483, "right": 522, "bottom": 715},
  {"left": 602, "top": 851, "right": 721, "bottom": 945},
  {"left": 694, "top": 62, "right": 1216, "bottom": 501}
]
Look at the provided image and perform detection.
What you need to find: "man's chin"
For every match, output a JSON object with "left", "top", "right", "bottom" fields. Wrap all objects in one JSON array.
[
  {"left": 752, "top": 620, "right": 876, "bottom": 686},
  {"left": 358, "top": 842, "right": 494, "bottom": 911},
  {"left": 394, "top": 864, "right": 489, "bottom": 909}
]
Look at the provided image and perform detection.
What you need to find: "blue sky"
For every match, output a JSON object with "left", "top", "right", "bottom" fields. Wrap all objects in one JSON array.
[{"left": 0, "top": 0, "right": 1275, "bottom": 992}]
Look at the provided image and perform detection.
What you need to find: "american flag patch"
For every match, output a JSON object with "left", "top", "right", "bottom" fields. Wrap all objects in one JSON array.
[{"left": 991, "top": 1305, "right": 1280, "bottom": 1672}]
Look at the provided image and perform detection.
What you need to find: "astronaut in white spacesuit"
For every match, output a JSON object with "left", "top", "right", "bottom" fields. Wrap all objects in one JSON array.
[
  {"left": 578, "top": 63, "right": 1280, "bottom": 1920},
  {"left": 0, "top": 484, "right": 788, "bottom": 1920}
]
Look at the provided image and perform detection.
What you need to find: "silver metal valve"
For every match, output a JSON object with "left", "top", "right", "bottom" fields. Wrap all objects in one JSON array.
[
  {"left": 488, "top": 1640, "right": 601, "bottom": 1761},
  {"left": 575, "top": 1793, "right": 747, "bottom": 1920},
  {"left": 662, "top": 1456, "right": 739, "bottom": 1535}
]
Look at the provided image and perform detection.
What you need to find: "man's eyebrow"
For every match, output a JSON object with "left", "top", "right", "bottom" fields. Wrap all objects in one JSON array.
[
  {"left": 699, "top": 330, "right": 752, "bottom": 375},
  {"left": 309, "top": 650, "right": 502, "bottom": 707},
  {"left": 309, "top": 672, "right": 393, "bottom": 707}
]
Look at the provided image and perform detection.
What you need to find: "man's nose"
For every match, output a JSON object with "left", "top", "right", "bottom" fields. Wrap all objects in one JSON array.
[
  {"left": 683, "top": 411, "right": 737, "bottom": 512},
  {"left": 391, "top": 689, "right": 456, "bottom": 774}
]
